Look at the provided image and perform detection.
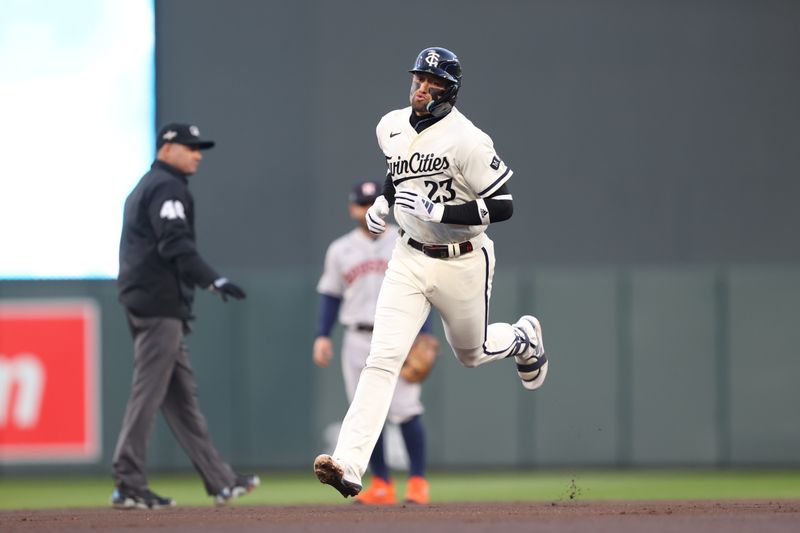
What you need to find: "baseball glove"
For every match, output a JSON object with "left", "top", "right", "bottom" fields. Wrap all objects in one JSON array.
[{"left": 400, "top": 333, "right": 440, "bottom": 383}]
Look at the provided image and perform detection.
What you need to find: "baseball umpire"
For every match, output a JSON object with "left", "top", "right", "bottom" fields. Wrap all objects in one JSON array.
[
  {"left": 314, "top": 47, "right": 549, "bottom": 498},
  {"left": 112, "top": 123, "right": 258, "bottom": 509},
  {"left": 313, "top": 180, "right": 439, "bottom": 504}
]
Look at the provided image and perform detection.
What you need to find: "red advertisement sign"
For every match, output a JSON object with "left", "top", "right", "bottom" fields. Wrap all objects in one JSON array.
[{"left": 0, "top": 300, "right": 100, "bottom": 462}]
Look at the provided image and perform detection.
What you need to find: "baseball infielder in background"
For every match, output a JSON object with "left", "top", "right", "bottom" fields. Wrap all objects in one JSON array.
[
  {"left": 313, "top": 180, "right": 439, "bottom": 504},
  {"left": 315, "top": 47, "right": 549, "bottom": 498}
]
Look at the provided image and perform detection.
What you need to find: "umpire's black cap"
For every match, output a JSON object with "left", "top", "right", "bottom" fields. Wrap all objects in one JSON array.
[
  {"left": 350, "top": 180, "right": 382, "bottom": 205},
  {"left": 156, "top": 123, "right": 215, "bottom": 150}
]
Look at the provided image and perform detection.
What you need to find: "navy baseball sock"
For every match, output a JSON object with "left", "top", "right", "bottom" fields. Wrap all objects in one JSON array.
[
  {"left": 401, "top": 415, "right": 426, "bottom": 478},
  {"left": 368, "top": 431, "right": 391, "bottom": 482}
]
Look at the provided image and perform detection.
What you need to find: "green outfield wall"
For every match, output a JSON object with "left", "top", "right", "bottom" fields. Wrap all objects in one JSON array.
[
  {"left": 2, "top": 266, "right": 798, "bottom": 473},
  {"left": 3, "top": 0, "right": 798, "bottom": 476}
]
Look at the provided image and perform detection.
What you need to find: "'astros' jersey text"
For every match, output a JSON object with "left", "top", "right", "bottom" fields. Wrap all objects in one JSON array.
[
  {"left": 376, "top": 106, "right": 513, "bottom": 244},
  {"left": 317, "top": 225, "right": 399, "bottom": 327}
]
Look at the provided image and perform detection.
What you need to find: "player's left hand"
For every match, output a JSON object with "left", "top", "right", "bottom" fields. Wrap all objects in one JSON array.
[{"left": 395, "top": 191, "right": 444, "bottom": 223}]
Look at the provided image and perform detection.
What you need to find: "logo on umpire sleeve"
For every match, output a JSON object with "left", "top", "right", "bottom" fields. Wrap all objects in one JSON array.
[
  {"left": 490, "top": 155, "right": 501, "bottom": 170},
  {"left": 159, "top": 200, "right": 186, "bottom": 220}
]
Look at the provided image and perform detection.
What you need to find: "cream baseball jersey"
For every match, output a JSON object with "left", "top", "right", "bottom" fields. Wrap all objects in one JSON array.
[
  {"left": 317, "top": 225, "right": 399, "bottom": 327},
  {"left": 376, "top": 106, "right": 513, "bottom": 245}
]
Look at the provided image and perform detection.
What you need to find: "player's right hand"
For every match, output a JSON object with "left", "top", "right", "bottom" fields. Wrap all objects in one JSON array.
[
  {"left": 366, "top": 195, "right": 390, "bottom": 234},
  {"left": 313, "top": 336, "right": 334, "bottom": 368}
]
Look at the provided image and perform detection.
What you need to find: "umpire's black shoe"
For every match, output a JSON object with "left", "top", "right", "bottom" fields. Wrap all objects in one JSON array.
[
  {"left": 139, "top": 489, "right": 176, "bottom": 509},
  {"left": 111, "top": 486, "right": 142, "bottom": 510},
  {"left": 214, "top": 474, "right": 261, "bottom": 506},
  {"left": 314, "top": 454, "right": 362, "bottom": 498},
  {"left": 111, "top": 486, "right": 175, "bottom": 509}
]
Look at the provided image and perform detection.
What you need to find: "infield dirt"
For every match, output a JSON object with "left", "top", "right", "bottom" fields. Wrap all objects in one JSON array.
[{"left": 2, "top": 500, "right": 799, "bottom": 532}]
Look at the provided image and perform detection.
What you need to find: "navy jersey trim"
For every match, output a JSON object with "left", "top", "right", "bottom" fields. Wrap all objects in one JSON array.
[
  {"left": 478, "top": 168, "right": 512, "bottom": 197},
  {"left": 479, "top": 247, "right": 504, "bottom": 356}
]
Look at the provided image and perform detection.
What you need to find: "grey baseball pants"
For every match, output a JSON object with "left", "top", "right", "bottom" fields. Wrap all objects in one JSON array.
[{"left": 111, "top": 313, "right": 236, "bottom": 495}]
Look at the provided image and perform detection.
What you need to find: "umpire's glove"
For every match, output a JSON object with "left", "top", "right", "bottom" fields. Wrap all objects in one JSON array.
[
  {"left": 210, "top": 277, "right": 247, "bottom": 301},
  {"left": 365, "top": 195, "right": 390, "bottom": 234}
]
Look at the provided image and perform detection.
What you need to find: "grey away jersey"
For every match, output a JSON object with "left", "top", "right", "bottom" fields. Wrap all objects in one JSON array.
[
  {"left": 376, "top": 106, "right": 513, "bottom": 245},
  {"left": 317, "top": 225, "right": 399, "bottom": 327}
]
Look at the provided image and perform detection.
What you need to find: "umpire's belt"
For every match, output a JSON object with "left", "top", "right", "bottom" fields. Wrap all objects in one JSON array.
[{"left": 401, "top": 230, "right": 475, "bottom": 259}]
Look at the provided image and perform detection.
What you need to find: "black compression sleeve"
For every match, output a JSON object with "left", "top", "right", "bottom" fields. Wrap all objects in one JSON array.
[
  {"left": 382, "top": 173, "right": 396, "bottom": 206},
  {"left": 440, "top": 183, "right": 513, "bottom": 225},
  {"left": 441, "top": 199, "right": 513, "bottom": 224},
  {"left": 486, "top": 198, "right": 513, "bottom": 221}
]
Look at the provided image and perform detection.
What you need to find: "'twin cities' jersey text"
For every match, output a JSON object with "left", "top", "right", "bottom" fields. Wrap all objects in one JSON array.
[
  {"left": 377, "top": 106, "right": 513, "bottom": 245},
  {"left": 387, "top": 152, "right": 450, "bottom": 177}
]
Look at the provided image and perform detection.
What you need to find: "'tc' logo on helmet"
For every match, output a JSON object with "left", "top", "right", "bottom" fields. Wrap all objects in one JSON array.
[{"left": 424, "top": 51, "right": 441, "bottom": 67}]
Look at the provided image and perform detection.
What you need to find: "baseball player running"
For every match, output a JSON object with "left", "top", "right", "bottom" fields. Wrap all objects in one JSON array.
[
  {"left": 313, "top": 180, "right": 437, "bottom": 504},
  {"left": 314, "top": 47, "right": 549, "bottom": 498}
]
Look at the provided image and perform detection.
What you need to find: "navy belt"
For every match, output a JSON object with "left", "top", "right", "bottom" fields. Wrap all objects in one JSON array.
[
  {"left": 354, "top": 323, "right": 374, "bottom": 332},
  {"left": 401, "top": 229, "right": 475, "bottom": 259}
]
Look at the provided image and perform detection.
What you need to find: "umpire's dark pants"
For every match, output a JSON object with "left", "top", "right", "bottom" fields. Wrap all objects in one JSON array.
[{"left": 112, "top": 313, "right": 236, "bottom": 495}]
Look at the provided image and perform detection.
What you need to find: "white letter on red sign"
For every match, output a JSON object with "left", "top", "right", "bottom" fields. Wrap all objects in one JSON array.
[{"left": 0, "top": 353, "right": 46, "bottom": 429}]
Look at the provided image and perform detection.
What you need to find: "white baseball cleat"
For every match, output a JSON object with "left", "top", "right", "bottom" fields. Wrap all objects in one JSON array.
[
  {"left": 313, "top": 454, "right": 362, "bottom": 498},
  {"left": 513, "top": 315, "right": 548, "bottom": 391}
]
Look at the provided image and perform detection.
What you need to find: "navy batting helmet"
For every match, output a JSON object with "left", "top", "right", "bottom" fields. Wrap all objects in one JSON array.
[{"left": 409, "top": 47, "right": 462, "bottom": 117}]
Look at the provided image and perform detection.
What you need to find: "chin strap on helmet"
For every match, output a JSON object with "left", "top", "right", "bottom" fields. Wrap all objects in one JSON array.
[{"left": 426, "top": 82, "right": 459, "bottom": 117}]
